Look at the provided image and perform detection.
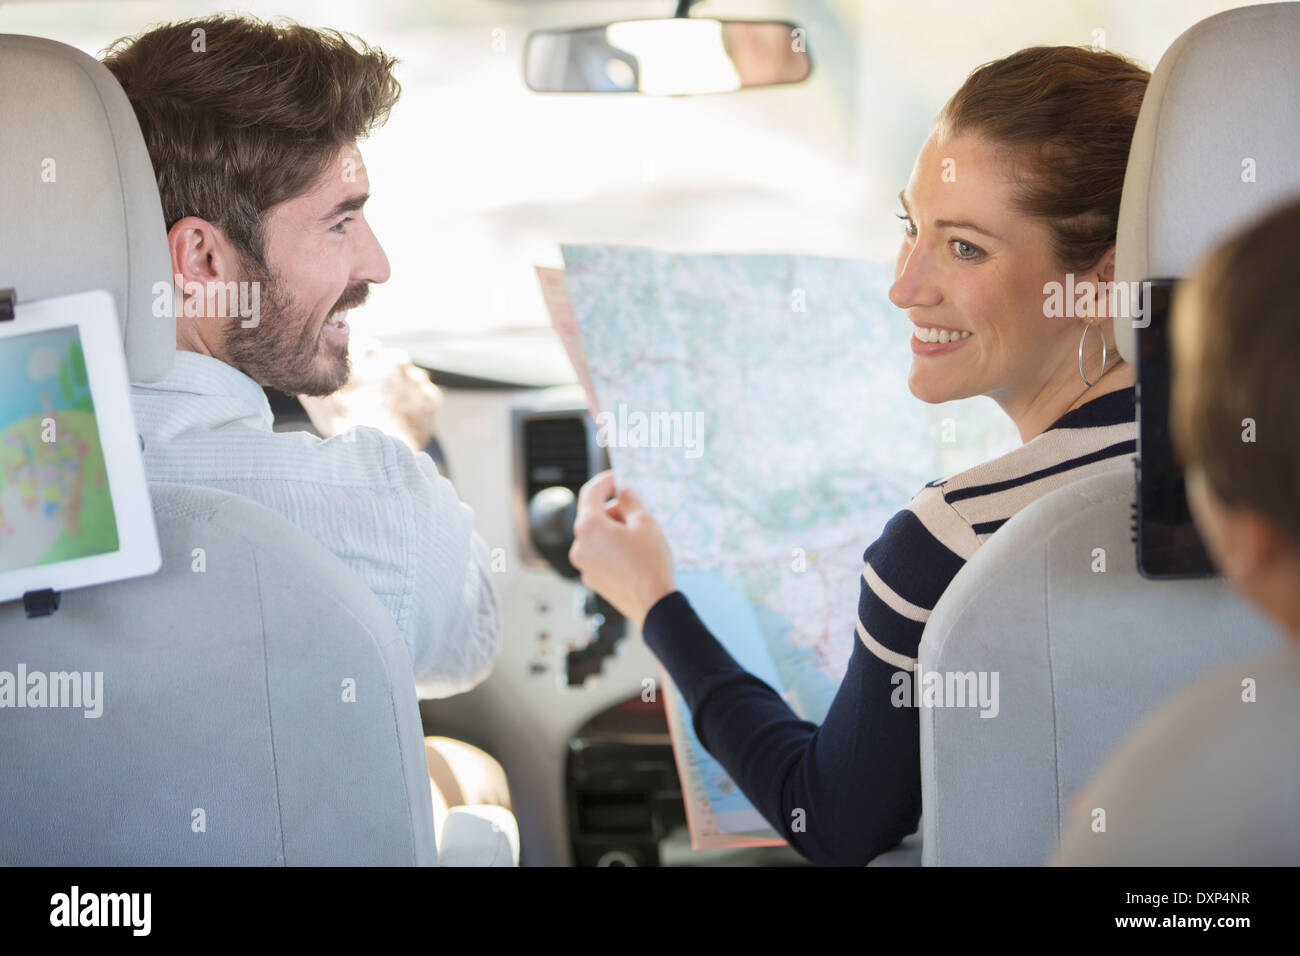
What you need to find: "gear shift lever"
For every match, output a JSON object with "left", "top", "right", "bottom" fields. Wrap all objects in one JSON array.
[{"left": 527, "top": 485, "right": 580, "bottom": 578}]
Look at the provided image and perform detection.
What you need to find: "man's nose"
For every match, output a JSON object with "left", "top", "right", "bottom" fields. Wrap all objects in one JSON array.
[{"left": 354, "top": 220, "right": 392, "bottom": 285}]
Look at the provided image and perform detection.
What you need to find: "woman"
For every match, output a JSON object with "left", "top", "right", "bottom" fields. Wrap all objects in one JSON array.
[{"left": 569, "top": 46, "right": 1150, "bottom": 865}]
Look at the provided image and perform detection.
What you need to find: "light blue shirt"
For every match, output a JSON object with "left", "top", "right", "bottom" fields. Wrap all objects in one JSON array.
[{"left": 131, "top": 350, "right": 500, "bottom": 698}]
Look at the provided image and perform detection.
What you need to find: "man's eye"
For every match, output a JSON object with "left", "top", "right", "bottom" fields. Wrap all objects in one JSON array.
[
  {"left": 950, "top": 239, "right": 983, "bottom": 260},
  {"left": 896, "top": 212, "right": 917, "bottom": 238},
  {"left": 331, "top": 217, "right": 353, "bottom": 234}
]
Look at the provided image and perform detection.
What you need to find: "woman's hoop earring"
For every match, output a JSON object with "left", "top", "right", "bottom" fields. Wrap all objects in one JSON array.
[{"left": 1079, "top": 320, "right": 1108, "bottom": 388}]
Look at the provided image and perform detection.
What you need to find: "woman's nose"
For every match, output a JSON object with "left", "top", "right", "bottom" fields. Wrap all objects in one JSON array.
[{"left": 889, "top": 244, "right": 941, "bottom": 310}]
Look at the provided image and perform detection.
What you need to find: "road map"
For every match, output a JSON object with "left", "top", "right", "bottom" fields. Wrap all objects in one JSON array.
[{"left": 560, "top": 245, "right": 1017, "bottom": 847}]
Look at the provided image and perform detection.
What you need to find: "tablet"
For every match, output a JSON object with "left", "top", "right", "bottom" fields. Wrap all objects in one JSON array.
[
  {"left": 0, "top": 289, "right": 160, "bottom": 605},
  {"left": 1135, "top": 278, "right": 1214, "bottom": 578}
]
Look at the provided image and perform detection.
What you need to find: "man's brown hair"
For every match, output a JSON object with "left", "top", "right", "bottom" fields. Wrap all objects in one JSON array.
[
  {"left": 101, "top": 15, "right": 401, "bottom": 268},
  {"left": 939, "top": 46, "right": 1150, "bottom": 273},
  {"left": 1172, "top": 196, "right": 1300, "bottom": 548}
]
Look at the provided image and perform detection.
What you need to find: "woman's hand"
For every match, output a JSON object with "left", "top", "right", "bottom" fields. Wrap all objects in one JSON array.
[{"left": 569, "top": 469, "right": 676, "bottom": 628}]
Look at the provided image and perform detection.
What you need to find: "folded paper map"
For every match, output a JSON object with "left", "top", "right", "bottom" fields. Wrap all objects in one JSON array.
[{"left": 555, "top": 246, "right": 1016, "bottom": 848}]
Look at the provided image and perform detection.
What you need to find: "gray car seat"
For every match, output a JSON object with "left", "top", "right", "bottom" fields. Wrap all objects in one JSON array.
[
  {"left": 1057, "top": 643, "right": 1300, "bottom": 865},
  {"left": 0, "top": 34, "right": 512, "bottom": 865},
  {"left": 1, "top": 482, "right": 441, "bottom": 865}
]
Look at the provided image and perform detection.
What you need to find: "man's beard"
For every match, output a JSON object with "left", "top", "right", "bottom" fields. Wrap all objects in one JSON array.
[{"left": 222, "top": 258, "right": 369, "bottom": 397}]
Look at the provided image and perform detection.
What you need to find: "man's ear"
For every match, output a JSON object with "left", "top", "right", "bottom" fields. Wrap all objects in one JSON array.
[
  {"left": 167, "top": 217, "right": 243, "bottom": 308},
  {"left": 167, "top": 217, "right": 246, "bottom": 357}
]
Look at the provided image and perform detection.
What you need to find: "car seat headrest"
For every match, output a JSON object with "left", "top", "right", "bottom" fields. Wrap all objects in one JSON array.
[
  {"left": 1114, "top": 2, "right": 1300, "bottom": 362},
  {"left": 0, "top": 34, "right": 174, "bottom": 382}
]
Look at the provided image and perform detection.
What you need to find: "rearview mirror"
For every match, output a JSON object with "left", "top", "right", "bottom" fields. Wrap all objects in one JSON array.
[{"left": 524, "top": 19, "right": 811, "bottom": 95}]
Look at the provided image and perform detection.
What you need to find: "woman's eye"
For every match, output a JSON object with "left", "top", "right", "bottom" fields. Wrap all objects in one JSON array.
[
  {"left": 896, "top": 213, "right": 917, "bottom": 238},
  {"left": 950, "top": 239, "right": 982, "bottom": 260}
]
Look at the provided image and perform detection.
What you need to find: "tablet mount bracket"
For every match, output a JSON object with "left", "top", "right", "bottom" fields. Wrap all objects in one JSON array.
[{"left": 23, "top": 589, "right": 61, "bottom": 618}]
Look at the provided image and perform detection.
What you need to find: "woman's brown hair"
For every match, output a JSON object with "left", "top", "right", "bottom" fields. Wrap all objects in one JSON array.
[
  {"left": 938, "top": 46, "right": 1150, "bottom": 273},
  {"left": 101, "top": 15, "right": 401, "bottom": 268}
]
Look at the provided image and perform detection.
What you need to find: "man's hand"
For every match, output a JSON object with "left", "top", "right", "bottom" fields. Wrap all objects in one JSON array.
[
  {"left": 299, "top": 333, "right": 442, "bottom": 452},
  {"left": 569, "top": 469, "right": 676, "bottom": 628}
]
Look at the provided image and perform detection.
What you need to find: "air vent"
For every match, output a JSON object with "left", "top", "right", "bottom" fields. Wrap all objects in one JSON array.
[{"left": 523, "top": 415, "right": 591, "bottom": 500}]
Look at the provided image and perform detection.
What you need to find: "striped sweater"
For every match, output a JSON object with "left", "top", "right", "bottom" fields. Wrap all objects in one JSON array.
[{"left": 642, "top": 386, "right": 1137, "bottom": 864}]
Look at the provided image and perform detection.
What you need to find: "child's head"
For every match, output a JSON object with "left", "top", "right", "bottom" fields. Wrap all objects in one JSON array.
[{"left": 1172, "top": 196, "right": 1300, "bottom": 637}]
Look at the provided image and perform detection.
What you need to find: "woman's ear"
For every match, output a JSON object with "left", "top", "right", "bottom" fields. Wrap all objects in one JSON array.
[
  {"left": 1090, "top": 246, "right": 1117, "bottom": 320},
  {"left": 1095, "top": 246, "right": 1116, "bottom": 284}
]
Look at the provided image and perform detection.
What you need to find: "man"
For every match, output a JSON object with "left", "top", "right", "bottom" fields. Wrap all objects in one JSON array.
[
  {"left": 104, "top": 16, "right": 508, "bottom": 820},
  {"left": 104, "top": 15, "right": 497, "bottom": 696},
  {"left": 1058, "top": 197, "right": 1300, "bottom": 865}
]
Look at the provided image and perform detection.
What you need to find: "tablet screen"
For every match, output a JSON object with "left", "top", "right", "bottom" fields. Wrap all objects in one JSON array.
[{"left": 0, "top": 325, "right": 120, "bottom": 572}]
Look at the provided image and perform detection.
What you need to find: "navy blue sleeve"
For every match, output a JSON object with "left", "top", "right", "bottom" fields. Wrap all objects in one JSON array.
[
  {"left": 644, "top": 594, "right": 920, "bottom": 865},
  {"left": 641, "top": 507, "right": 965, "bottom": 865}
]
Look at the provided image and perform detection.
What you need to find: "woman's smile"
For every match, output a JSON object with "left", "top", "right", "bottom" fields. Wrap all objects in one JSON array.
[{"left": 910, "top": 323, "right": 973, "bottom": 355}]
